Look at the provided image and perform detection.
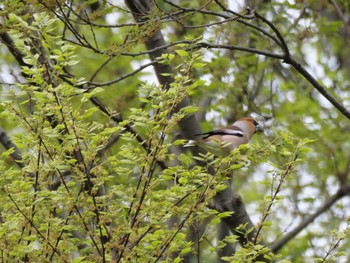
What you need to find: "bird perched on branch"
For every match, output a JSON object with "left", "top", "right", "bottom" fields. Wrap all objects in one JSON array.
[{"left": 184, "top": 117, "right": 263, "bottom": 154}]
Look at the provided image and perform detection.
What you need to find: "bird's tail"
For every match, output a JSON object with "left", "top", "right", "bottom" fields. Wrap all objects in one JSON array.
[{"left": 183, "top": 140, "right": 197, "bottom": 147}]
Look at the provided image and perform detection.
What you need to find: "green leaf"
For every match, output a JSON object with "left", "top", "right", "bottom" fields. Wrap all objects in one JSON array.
[
  {"left": 175, "top": 49, "right": 189, "bottom": 57},
  {"left": 192, "top": 62, "right": 206, "bottom": 68}
]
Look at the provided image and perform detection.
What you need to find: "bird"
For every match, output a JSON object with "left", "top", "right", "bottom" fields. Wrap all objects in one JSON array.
[{"left": 184, "top": 117, "right": 263, "bottom": 155}]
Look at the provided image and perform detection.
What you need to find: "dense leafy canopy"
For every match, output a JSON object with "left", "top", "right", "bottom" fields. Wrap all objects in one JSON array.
[{"left": 0, "top": 0, "right": 349, "bottom": 262}]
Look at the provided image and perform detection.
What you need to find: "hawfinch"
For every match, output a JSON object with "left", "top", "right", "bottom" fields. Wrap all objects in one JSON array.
[{"left": 184, "top": 117, "right": 262, "bottom": 154}]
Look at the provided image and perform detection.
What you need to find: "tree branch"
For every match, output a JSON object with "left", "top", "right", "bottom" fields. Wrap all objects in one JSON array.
[
  {"left": 286, "top": 56, "right": 350, "bottom": 120},
  {"left": 0, "top": 126, "right": 25, "bottom": 169},
  {"left": 271, "top": 184, "right": 350, "bottom": 253},
  {"left": 253, "top": 11, "right": 350, "bottom": 120},
  {"left": 0, "top": 31, "right": 29, "bottom": 68}
]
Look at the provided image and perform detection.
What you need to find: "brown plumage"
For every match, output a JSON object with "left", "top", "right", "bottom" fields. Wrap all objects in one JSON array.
[{"left": 185, "top": 117, "right": 262, "bottom": 153}]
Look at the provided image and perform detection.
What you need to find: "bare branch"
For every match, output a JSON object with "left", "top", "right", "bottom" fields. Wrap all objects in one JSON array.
[
  {"left": 271, "top": 184, "right": 350, "bottom": 253},
  {"left": 86, "top": 58, "right": 161, "bottom": 88},
  {"left": 286, "top": 56, "right": 350, "bottom": 120},
  {"left": 196, "top": 42, "right": 285, "bottom": 59},
  {"left": 253, "top": 12, "right": 350, "bottom": 120},
  {"left": 254, "top": 11, "right": 290, "bottom": 56}
]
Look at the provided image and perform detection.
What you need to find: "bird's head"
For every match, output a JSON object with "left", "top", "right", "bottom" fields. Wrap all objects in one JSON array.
[{"left": 234, "top": 117, "right": 263, "bottom": 138}]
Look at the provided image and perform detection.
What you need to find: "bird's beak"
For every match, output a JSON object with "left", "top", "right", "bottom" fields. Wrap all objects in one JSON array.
[{"left": 256, "top": 123, "right": 264, "bottom": 133}]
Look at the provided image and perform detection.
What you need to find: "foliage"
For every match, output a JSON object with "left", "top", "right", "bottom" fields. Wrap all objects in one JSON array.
[{"left": 0, "top": 0, "right": 349, "bottom": 262}]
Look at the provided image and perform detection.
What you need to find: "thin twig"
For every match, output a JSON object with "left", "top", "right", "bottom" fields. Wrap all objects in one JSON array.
[
  {"left": 254, "top": 157, "right": 296, "bottom": 244},
  {"left": 321, "top": 220, "right": 350, "bottom": 262},
  {"left": 3, "top": 188, "right": 67, "bottom": 262},
  {"left": 328, "top": 0, "right": 350, "bottom": 41}
]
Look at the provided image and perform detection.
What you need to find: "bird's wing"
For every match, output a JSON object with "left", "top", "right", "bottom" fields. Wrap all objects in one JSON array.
[{"left": 195, "top": 127, "right": 244, "bottom": 139}]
